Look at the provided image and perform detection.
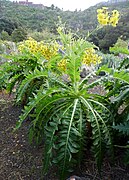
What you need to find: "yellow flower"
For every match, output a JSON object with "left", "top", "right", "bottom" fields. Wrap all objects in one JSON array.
[
  {"left": 97, "top": 7, "right": 120, "bottom": 27},
  {"left": 112, "top": 10, "right": 120, "bottom": 17},
  {"left": 58, "top": 59, "right": 67, "bottom": 72},
  {"left": 97, "top": 13, "right": 106, "bottom": 20},
  {"left": 109, "top": 16, "right": 118, "bottom": 27},
  {"left": 97, "top": 9, "right": 104, "bottom": 13},
  {"left": 101, "top": 18, "right": 109, "bottom": 25},
  {"left": 97, "top": 8, "right": 109, "bottom": 26},
  {"left": 82, "top": 48, "right": 102, "bottom": 66},
  {"left": 18, "top": 38, "right": 59, "bottom": 60}
]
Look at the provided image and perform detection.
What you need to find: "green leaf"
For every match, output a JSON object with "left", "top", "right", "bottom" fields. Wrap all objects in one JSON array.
[
  {"left": 16, "top": 69, "right": 48, "bottom": 102},
  {"left": 113, "top": 122, "right": 129, "bottom": 135}
]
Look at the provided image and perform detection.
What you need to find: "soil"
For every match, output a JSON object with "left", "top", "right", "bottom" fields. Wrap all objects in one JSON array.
[{"left": 0, "top": 91, "right": 129, "bottom": 180}]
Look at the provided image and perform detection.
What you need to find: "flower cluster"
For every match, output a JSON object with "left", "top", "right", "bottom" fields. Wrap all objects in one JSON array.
[
  {"left": 57, "top": 59, "right": 67, "bottom": 72},
  {"left": 82, "top": 48, "right": 102, "bottom": 66},
  {"left": 97, "top": 7, "right": 120, "bottom": 27},
  {"left": 18, "top": 37, "right": 59, "bottom": 60},
  {"left": 57, "top": 48, "right": 102, "bottom": 73}
]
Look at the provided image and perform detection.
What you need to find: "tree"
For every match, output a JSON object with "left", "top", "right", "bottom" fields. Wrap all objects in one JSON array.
[
  {"left": 0, "top": 18, "right": 17, "bottom": 35},
  {"left": 11, "top": 28, "right": 27, "bottom": 42},
  {"left": 29, "top": 28, "right": 56, "bottom": 41},
  {"left": 0, "top": 30, "right": 11, "bottom": 41}
]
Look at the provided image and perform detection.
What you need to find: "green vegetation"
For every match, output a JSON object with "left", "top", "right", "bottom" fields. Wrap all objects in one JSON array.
[
  {"left": 1, "top": 25, "right": 129, "bottom": 178},
  {"left": 1, "top": 0, "right": 129, "bottom": 51},
  {"left": 110, "top": 38, "right": 129, "bottom": 55},
  {"left": 0, "top": 1, "right": 129, "bottom": 179}
]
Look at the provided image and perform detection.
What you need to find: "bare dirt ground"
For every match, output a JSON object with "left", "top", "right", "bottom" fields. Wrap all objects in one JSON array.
[{"left": 0, "top": 91, "right": 129, "bottom": 180}]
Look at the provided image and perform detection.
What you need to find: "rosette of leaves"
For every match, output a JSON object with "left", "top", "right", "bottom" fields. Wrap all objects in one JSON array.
[{"left": 15, "top": 28, "right": 113, "bottom": 179}]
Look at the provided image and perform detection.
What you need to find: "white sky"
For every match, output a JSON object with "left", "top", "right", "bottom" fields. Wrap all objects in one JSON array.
[{"left": 15, "top": 0, "right": 107, "bottom": 11}]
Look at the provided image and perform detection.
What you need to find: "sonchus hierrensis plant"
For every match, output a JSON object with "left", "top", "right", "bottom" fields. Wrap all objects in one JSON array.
[{"left": 14, "top": 7, "right": 120, "bottom": 179}]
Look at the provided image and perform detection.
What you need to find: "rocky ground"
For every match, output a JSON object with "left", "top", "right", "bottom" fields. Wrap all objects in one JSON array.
[{"left": 0, "top": 91, "right": 129, "bottom": 180}]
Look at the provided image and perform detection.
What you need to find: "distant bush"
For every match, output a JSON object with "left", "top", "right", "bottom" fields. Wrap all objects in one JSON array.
[
  {"left": 11, "top": 28, "right": 27, "bottom": 42},
  {"left": 29, "top": 29, "right": 57, "bottom": 42},
  {"left": 0, "top": 18, "right": 18, "bottom": 35},
  {"left": 0, "top": 31, "right": 11, "bottom": 41},
  {"left": 110, "top": 38, "right": 129, "bottom": 55}
]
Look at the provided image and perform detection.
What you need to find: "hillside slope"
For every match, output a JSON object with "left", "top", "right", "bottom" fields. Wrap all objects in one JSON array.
[{"left": 1, "top": 0, "right": 129, "bottom": 49}]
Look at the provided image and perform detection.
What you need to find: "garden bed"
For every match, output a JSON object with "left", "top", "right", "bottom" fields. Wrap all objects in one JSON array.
[{"left": 0, "top": 92, "right": 129, "bottom": 180}]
